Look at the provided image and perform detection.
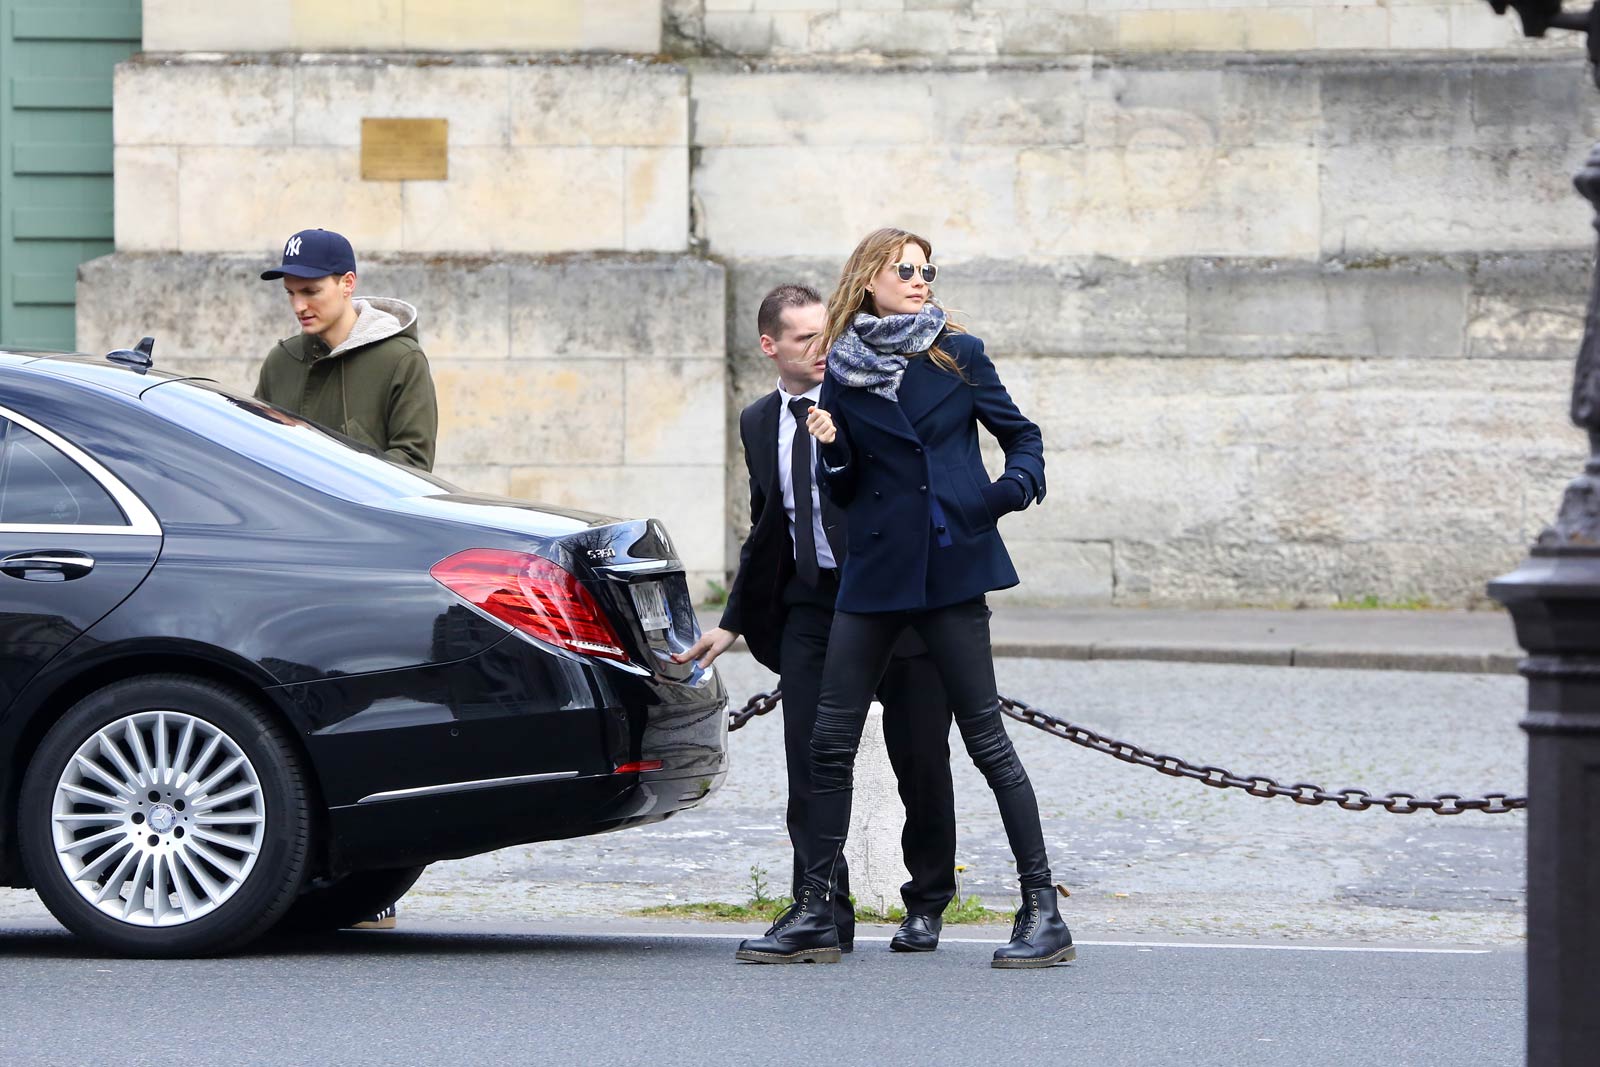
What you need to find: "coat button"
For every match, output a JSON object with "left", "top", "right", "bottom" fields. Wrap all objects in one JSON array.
[
  {"left": 866, "top": 452, "right": 875, "bottom": 460},
  {"left": 871, "top": 531, "right": 881, "bottom": 538},
  {"left": 919, "top": 485, "right": 927, "bottom": 492},
  {"left": 913, "top": 447, "right": 923, "bottom": 455},
  {"left": 935, "top": 525, "right": 947, "bottom": 535},
  {"left": 873, "top": 491, "right": 882, "bottom": 499}
]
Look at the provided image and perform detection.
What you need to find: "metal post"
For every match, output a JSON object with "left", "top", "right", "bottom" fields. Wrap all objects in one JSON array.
[{"left": 1483, "top": 6, "right": 1600, "bottom": 1063}]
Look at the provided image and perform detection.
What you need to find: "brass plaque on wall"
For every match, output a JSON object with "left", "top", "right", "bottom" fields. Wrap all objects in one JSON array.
[{"left": 361, "top": 118, "right": 448, "bottom": 181}]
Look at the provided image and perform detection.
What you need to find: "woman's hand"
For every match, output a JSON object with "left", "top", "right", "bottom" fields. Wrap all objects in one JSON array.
[{"left": 806, "top": 406, "right": 837, "bottom": 445}]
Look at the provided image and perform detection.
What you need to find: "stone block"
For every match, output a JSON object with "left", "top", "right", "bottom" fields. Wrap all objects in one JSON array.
[
  {"left": 1470, "top": 62, "right": 1600, "bottom": 147},
  {"left": 1169, "top": 10, "right": 1248, "bottom": 51},
  {"left": 115, "top": 61, "right": 295, "bottom": 147},
  {"left": 507, "top": 257, "right": 726, "bottom": 361},
  {"left": 1448, "top": 4, "right": 1523, "bottom": 49},
  {"left": 1314, "top": 6, "right": 1388, "bottom": 49},
  {"left": 624, "top": 359, "right": 727, "bottom": 464},
  {"left": 1319, "top": 66, "right": 1475, "bottom": 146},
  {"left": 292, "top": 62, "right": 511, "bottom": 148},
  {"left": 1320, "top": 144, "right": 1591, "bottom": 255},
  {"left": 806, "top": 11, "right": 957, "bottom": 53},
  {"left": 1388, "top": 5, "right": 1452, "bottom": 50},
  {"left": 1464, "top": 252, "right": 1591, "bottom": 361},
  {"left": 625, "top": 147, "right": 691, "bottom": 251},
  {"left": 691, "top": 70, "right": 938, "bottom": 146},
  {"left": 1185, "top": 258, "right": 1469, "bottom": 359},
  {"left": 768, "top": 13, "right": 812, "bottom": 49},
  {"left": 694, "top": 144, "right": 1025, "bottom": 257},
  {"left": 142, "top": 0, "right": 295, "bottom": 50},
  {"left": 702, "top": 13, "right": 776, "bottom": 52},
  {"left": 929, "top": 258, "right": 1191, "bottom": 357},
  {"left": 433, "top": 361, "right": 626, "bottom": 467},
  {"left": 144, "top": 0, "right": 662, "bottom": 52},
  {"left": 401, "top": 0, "right": 661, "bottom": 52},
  {"left": 997, "top": 13, "right": 1116, "bottom": 54},
  {"left": 113, "top": 148, "right": 179, "bottom": 252},
  {"left": 175, "top": 147, "right": 404, "bottom": 254},
  {"left": 401, "top": 147, "right": 626, "bottom": 253},
  {"left": 1242, "top": 9, "right": 1315, "bottom": 51},
  {"left": 705, "top": 0, "right": 755, "bottom": 11},
  {"left": 1017, "top": 143, "right": 1320, "bottom": 258},
  {"left": 509, "top": 64, "right": 689, "bottom": 148},
  {"left": 1117, "top": 12, "right": 1175, "bottom": 50}
]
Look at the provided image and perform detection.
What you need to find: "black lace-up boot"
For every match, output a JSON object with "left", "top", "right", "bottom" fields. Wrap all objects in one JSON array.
[
  {"left": 734, "top": 885, "right": 842, "bottom": 964},
  {"left": 991, "top": 885, "right": 1075, "bottom": 969}
]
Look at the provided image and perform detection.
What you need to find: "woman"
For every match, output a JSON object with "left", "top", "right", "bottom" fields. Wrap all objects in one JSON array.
[{"left": 734, "top": 228, "right": 1074, "bottom": 969}]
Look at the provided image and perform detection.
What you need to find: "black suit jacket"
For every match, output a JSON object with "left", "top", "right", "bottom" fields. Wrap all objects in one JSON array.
[{"left": 719, "top": 390, "right": 845, "bottom": 673}]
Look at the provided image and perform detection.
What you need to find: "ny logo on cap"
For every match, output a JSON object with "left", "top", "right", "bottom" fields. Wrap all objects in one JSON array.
[{"left": 285, "top": 236, "right": 303, "bottom": 257}]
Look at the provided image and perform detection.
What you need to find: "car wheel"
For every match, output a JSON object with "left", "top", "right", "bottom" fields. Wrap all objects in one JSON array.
[
  {"left": 275, "top": 865, "right": 427, "bottom": 933},
  {"left": 19, "top": 674, "right": 311, "bottom": 957}
]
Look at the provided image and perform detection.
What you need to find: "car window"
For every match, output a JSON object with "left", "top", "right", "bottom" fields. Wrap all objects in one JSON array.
[
  {"left": 0, "top": 418, "right": 128, "bottom": 526},
  {"left": 141, "top": 380, "right": 458, "bottom": 504}
]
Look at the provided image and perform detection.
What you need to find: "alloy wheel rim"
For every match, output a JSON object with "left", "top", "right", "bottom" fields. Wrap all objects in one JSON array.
[{"left": 49, "top": 710, "right": 267, "bottom": 927}]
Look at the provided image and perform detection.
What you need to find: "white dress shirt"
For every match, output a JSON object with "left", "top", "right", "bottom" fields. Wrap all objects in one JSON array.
[{"left": 775, "top": 380, "right": 838, "bottom": 571}]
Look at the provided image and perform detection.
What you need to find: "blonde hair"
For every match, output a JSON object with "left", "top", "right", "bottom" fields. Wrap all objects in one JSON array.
[{"left": 819, "top": 227, "right": 966, "bottom": 379}]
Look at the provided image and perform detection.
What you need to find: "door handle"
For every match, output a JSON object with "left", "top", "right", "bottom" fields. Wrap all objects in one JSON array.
[{"left": 0, "top": 551, "right": 95, "bottom": 581}]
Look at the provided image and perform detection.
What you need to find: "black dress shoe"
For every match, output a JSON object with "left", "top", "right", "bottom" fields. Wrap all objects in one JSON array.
[
  {"left": 890, "top": 912, "right": 942, "bottom": 952},
  {"left": 992, "top": 885, "right": 1076, "bottom": 969},
  {"left": 734, "top": 887, "right": 841, "bottom": 964}
]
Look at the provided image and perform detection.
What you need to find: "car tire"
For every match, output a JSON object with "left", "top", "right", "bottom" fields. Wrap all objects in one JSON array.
[
  {"left": 275, "top": 865, "right": 427, "bottom": 933},
  {"left": 19, "top": 674, "right": 311, "bottom": 958}
]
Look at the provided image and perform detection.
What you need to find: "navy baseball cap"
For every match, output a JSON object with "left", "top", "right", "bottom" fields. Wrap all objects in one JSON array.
[{"left": 260, "top": 228, "right": 357, "bottom": 280}]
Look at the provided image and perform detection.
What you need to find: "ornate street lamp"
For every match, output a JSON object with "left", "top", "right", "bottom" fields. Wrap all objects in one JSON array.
[{"left": 1485, "top": 3, "right": 1600, "bottom": 1065}]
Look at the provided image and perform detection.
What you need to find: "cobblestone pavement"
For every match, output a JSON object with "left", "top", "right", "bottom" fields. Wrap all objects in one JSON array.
[{"left": 0, "top": 655, "right": 1527, "bottom": 944}]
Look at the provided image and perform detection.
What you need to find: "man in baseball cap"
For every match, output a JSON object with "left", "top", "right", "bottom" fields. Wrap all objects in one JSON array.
[{"left": 254, "top": 228, "right": 438, "bottom": 471}]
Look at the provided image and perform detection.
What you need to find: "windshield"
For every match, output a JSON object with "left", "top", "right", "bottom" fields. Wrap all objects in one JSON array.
[{"left": 141, "top": 378, "right": 457, "bottom": 504}]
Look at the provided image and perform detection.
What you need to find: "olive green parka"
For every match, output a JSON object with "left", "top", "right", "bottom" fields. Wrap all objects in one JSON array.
[{"left": 254, "top": 297, "right": 438, "bottom": 470}]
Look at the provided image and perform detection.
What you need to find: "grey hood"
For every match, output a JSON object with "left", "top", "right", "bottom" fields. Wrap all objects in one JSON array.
[{"left": 326, "top": 297, "right": 419, "bottom": 359}]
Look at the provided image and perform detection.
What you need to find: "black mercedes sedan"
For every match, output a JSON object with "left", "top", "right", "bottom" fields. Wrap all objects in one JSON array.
[{"left": 0, "top": 343, "right": 727, "bottom": 957}]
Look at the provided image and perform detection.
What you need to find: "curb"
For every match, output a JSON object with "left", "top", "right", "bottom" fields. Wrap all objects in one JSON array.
[
  {"left": 991, "top": 641, "right": 1522, "bottom": 675},
  {"left": 694, "top": 614, "right": 1521, "bottom": 675}
]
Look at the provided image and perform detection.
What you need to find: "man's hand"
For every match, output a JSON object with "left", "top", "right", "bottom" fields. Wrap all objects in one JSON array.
[
  {"left": 673, "top": 626, "right": 738, "bottom": 668},
  {"left": 806, "top": 406, "right": 836, "bottom": 445}
]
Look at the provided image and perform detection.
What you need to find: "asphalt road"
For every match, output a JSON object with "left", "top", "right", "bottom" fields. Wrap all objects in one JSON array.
[
  {"left": 1, "top": 656, "right": 1527, "bottom": 942},
  {"left": 0, "top": 918, "right": 1520, "bottom": 1067}
]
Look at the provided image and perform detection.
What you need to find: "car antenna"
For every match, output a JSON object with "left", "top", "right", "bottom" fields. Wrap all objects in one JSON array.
[{"left": 105, "top": 336, "right": 155, "bottom": 372}]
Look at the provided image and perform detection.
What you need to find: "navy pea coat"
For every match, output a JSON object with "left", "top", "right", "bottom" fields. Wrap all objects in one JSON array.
[{"left": 816, "top": 332, "right": 1045, "bottom": 614}]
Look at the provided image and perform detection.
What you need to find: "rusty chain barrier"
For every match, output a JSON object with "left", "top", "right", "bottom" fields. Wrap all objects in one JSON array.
[{"left": 728, "top": 688, "right": 1527, "bottom": 815}]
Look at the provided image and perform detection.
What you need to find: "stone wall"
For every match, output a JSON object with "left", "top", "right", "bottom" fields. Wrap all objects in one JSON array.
[
  {"left": 79, "top": 2, "right": 1600, "bottom": 606},
  {"left": 669, "top": 0, "right": 1569, "bottom": 57},
  {"left": 76, "top": 253, "right": 729, "bottom": 593},
  {"left": 710, "top": 55, "right": 1594, "bottom": 604}
]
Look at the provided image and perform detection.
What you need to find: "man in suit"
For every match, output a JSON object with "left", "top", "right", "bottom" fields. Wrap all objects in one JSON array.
[{"left": 676, "top": 284, "right": 958, "bottom": 955}]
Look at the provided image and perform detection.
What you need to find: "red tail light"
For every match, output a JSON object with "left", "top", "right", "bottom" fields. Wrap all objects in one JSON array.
[
  {"left": 431, "top": 549, "right": 629, "bottom": 662},
  {"left": 614, "top": 760, "right": 663, "bottom": 774}
]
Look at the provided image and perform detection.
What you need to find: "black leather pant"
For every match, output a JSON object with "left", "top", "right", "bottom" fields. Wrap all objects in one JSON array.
[{"left": 802, "top": 597, "right": 1052, "bottom": 896}]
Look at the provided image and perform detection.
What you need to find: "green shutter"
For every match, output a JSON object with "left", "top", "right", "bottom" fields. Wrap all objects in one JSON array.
[{"left": 0, "top": 0, "right": 140, "bottom": 351}]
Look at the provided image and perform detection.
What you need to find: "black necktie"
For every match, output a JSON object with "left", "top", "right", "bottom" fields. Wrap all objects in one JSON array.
[{"left": 788, "top": 396, "right": 821, "bottom": 587}]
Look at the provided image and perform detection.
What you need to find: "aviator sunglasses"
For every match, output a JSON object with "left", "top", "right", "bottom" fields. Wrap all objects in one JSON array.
[{"left": 892, "top": 262, "right": 939, "bottom": 283}]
